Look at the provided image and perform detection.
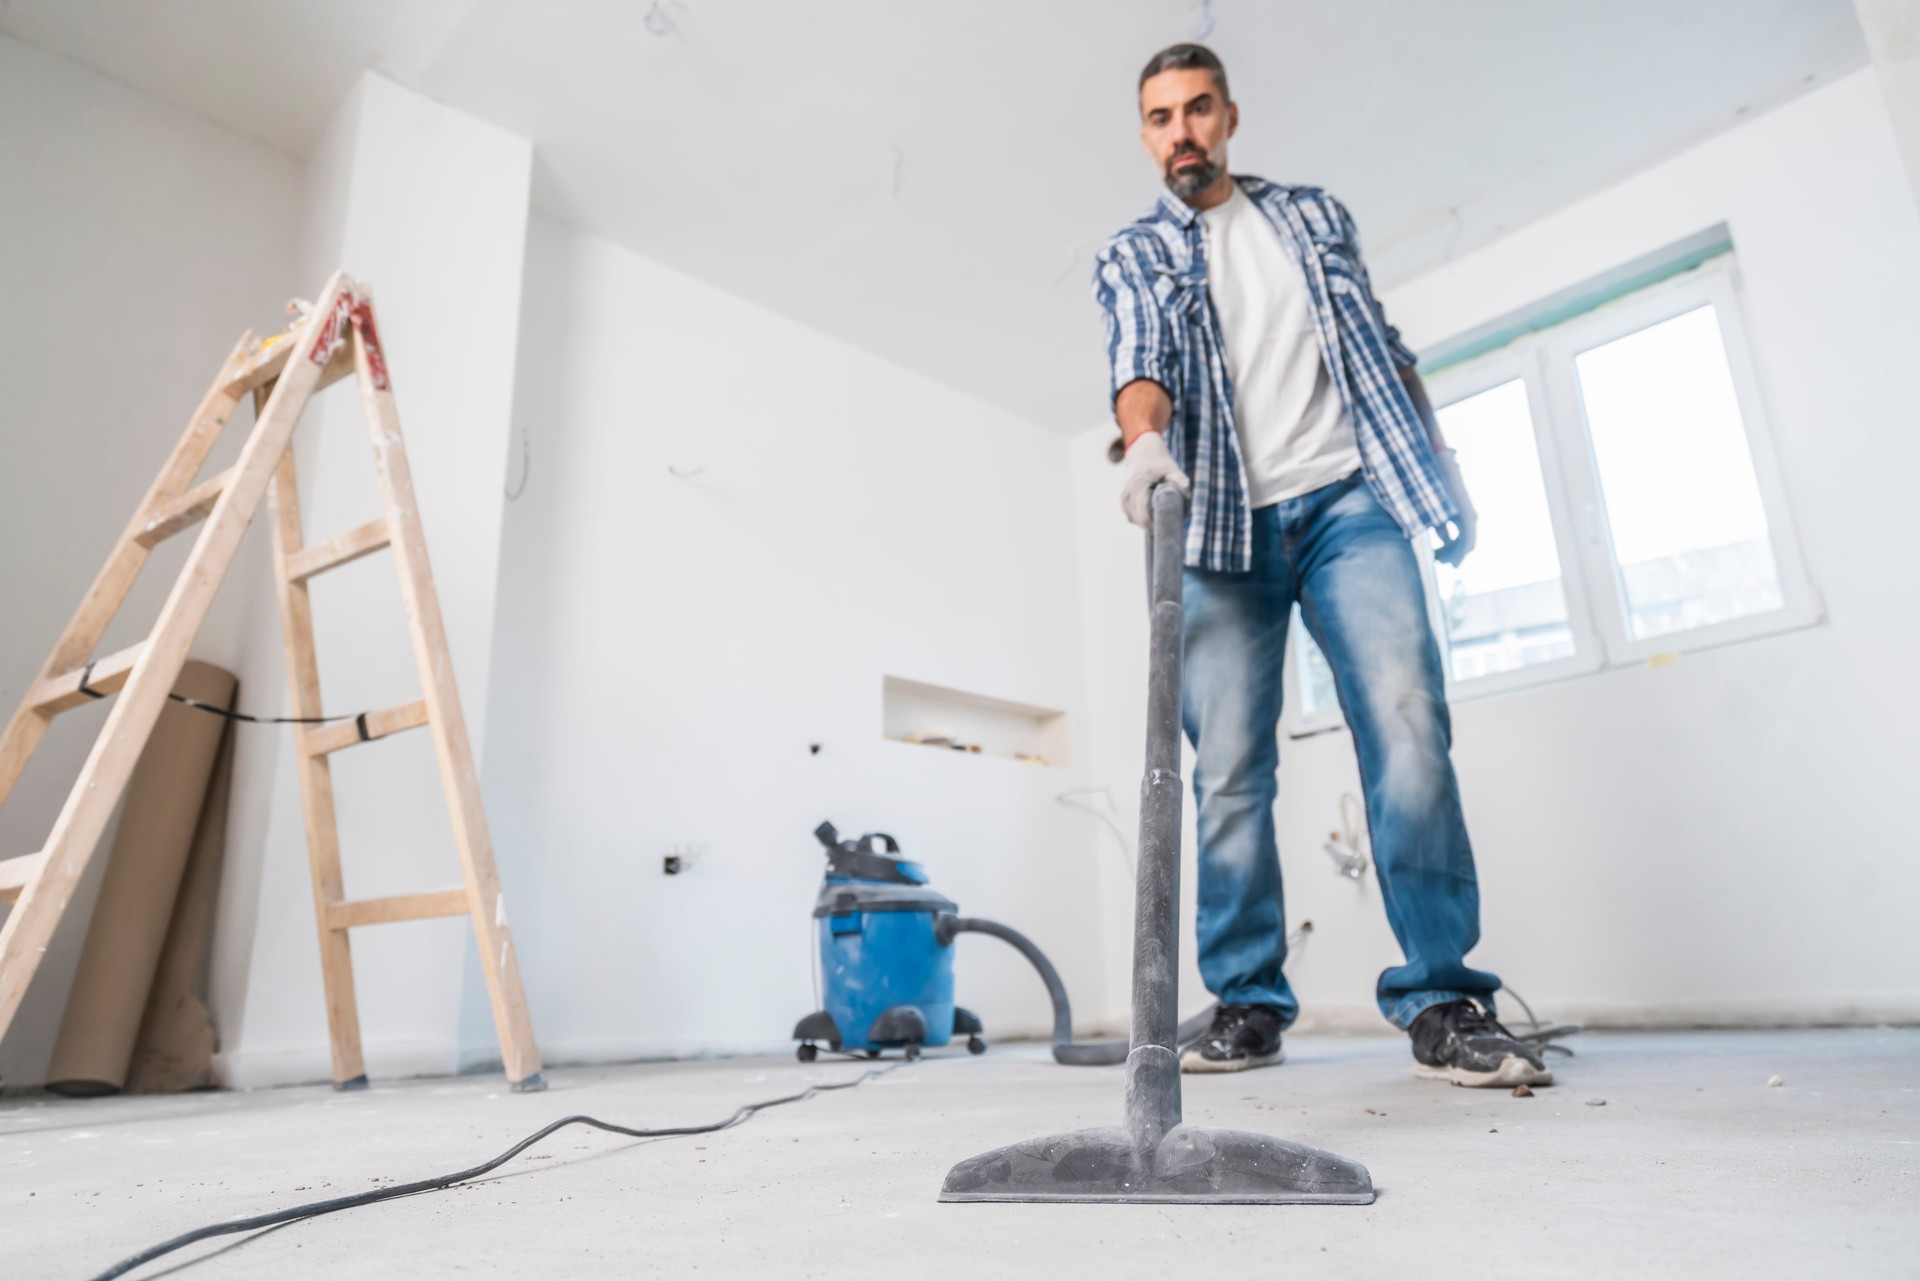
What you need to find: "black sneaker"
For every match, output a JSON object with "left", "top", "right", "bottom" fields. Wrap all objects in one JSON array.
[
  {"left": 1409, "top": 999, "right": 1553, "bottom": 1088},
  {"left": 1179, "top": 1004, "right": 1285, "bottom": 1074}
]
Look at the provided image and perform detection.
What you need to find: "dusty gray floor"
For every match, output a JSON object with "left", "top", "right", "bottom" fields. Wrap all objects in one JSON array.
[{"left": 3, "top": 1028, "right": 1916, "bottom": 1280}]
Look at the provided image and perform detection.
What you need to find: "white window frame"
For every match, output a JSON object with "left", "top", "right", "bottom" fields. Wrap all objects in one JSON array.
[
  {"left": 1538, "top": 260, "right": 1822, "bottom": 663},
  {"left": 1283, "top": 253, "right": 1821, "bottom": 738},
  {"left": 1281, "top": 602, "right": 1345, "bottom": 736},
  {"left": 1412, "top": 349, "right": 1607, "bottom": 699}
]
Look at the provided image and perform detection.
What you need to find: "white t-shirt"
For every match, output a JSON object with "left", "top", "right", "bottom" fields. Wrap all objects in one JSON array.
[{"left": 1200, "top": 183, "right": 1361, "bottom": 507}]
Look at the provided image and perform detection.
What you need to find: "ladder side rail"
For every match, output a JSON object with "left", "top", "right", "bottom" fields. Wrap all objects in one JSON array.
[
  {"left": 348, "top": 299, "right": 543, "bottom": 1087},
  {"left": 0, "top": 333, "right": 257, "bottom": 810},
  {"left": 0, "top": 278, "right": 350, "bottom": 1039},
  {"left": 266, "top": 416, "right": 368, "bottom": 1087}
]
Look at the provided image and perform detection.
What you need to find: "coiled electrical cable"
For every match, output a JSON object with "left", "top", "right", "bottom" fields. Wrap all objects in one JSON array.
[{"left": 88, "top": 1064, "right": 901, "bottom": 1281}]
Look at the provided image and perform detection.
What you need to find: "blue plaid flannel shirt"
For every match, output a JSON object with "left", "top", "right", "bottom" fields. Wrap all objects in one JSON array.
[{"left": 1094, "top": 177, "right": 1458, "bottom": 572}]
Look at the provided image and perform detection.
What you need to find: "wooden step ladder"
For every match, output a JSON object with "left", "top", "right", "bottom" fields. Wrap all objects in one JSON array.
[{"left": 0, "top": 271, "right": 544, "bottom": 1091}]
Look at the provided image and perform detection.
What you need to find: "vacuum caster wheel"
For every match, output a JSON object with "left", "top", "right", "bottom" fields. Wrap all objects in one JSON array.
[
  {"left": 865, "top": 1049, "right": 881, "bottom": 1060},
  {"left": 904, "top": 1044, "right": 922, "bottom": 1062},
  {"left": 796, "top": 1043, "right": 818, "bottom": 1063},
  {"left": 967, "top": 1035, "right": 987, "bottom": 1055}
]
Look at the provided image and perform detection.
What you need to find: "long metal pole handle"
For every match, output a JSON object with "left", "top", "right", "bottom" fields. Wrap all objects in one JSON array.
[{"left": 1124, "top": 481, "right": 1187, "bottom": 1146}]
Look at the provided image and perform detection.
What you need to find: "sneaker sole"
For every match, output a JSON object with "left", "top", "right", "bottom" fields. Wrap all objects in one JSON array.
[
  {"left": 1414, "top": 1056, "right": 1553, "bottom": 1089},
  {"left": 1180, "top": 1047, "right": 1286, "bottom": 1074}
]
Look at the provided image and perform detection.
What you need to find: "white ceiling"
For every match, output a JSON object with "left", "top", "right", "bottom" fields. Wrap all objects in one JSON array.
[{"left": 2, "top": 0, "right": 1867, "bottom": 432}]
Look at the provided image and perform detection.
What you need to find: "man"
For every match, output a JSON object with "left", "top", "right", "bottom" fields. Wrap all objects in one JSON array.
[{"left": 1093, "top": 44, "right": 1550, "bottom": 1088}]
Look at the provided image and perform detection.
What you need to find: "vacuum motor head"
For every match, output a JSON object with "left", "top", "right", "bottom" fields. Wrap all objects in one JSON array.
[{"left": 813, "top": 820, "right": 928, "bottom": 885}]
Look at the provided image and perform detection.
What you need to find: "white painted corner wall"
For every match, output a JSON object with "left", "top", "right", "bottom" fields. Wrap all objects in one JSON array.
[
  {"left": 1855, "top": 0, "right": 1920, "bottom": 215},
  {"left": 1072, "top": 68, "right": 1920, "bottom": 1032},
  {"left": 8, "top": 41, "right": 1918, "bottom": 1092},
  {"left": 458, "top": 216, "right": 1111, "bottom": 1068},
  {"left": 214, "top": 73, "right": 533, "bottom": 1090},
  {"left": 0, "top": 48, "right": 1115, "bottom": 1091},
  {"left": 0, "top": 35, "right": 301, "bottom": 1088}
]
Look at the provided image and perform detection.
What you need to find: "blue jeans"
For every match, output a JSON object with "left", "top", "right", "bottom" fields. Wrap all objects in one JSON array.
[{"left": 1182, "top": 473, "right": 1500, "bottom": 1030}]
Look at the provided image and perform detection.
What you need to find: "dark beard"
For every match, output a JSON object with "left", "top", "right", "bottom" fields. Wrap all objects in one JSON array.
[{"left": 1163, "top": 150, "right": 1220, "bottom": 200}]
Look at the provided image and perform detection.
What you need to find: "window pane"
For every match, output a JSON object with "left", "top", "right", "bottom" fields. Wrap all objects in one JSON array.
[
  {"left": 1574, "top": 305, "right": 1782, "bottom": 640},
  {"left": 1291, "top": 606, "right": 1339, "bottom": 720},
  {"left": 1431, "top": 380, "right": 1576, "bottom": 681}
]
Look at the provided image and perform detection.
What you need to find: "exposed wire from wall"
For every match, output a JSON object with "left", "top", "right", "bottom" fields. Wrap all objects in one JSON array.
[
  {"left": 1503, "top": 983, "right": 1542, "bottom": 1029},
  {"left": 1493, "top": 982, "right": 1581, "bottom": 1054},
  {"left": 1056, "top": 787, "right": 1135, "bottom": 879},
  {"left": 643, "top": 1, "right": 682, "bottom": 37},
  {"left": 504, "top": 423, "right": 531, "bottom": 501},
  {"left": 1322, "top": 791, "right": 1370, "bottom": 879},
  {"left": 1440, "top": 204, "right": 1466, "bottom": 265},
  {"left": 1053, "top": 239, "right": 1089, "bottom": 286}
]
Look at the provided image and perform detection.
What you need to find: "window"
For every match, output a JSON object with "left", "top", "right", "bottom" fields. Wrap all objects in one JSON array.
[
  {"left": 1428, "top": 375, "right": 1584, "bottom": 685},
  {"left": 1574, "top": 305, "right": 1785, "bottom": 641},
  {"left": 1285, "top": 247, "right": 1818, "bottom": 736},
  {"left": 1289, "top": 603, "right": 1341, "bottom": 721}
]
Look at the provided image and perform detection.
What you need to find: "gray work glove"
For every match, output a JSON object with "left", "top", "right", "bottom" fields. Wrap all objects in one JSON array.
[
  {"left": 1433, "top": 448, "right": 1478, "bottom": 567},
  {"left": 1120, "top": 431, "right": 1191, "bottom": 529}
]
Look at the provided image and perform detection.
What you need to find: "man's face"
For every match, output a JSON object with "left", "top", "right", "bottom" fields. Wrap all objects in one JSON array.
[{"left": 1139, "top": 67, "right": 1237, "bottom": 200}]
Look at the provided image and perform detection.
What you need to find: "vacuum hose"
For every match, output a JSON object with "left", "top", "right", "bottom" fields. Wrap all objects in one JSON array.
[{"left": 935, "top": 915, "right": 1216, "bottom": 1066}]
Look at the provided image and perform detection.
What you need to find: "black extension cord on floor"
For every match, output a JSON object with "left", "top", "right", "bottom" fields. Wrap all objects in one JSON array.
[{"left": 88, "top": 1063, "right": 903, "bottom": 1281}]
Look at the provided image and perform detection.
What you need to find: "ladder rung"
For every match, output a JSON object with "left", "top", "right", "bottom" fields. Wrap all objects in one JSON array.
[
  {"left": 33, "top": 642, "right": 145, "bottom": 714},
  {"left": 285, "top": 517, "right": 391, "bottom": 582},
  {"left": 224, "top": 332, "right": 296, "bottom": 396},
  {"left": 136, "top": 467, "right": 235, "bottom": 547},
  {"left": 301, "top": 699, "right": 429, "bottom": 756},
  {"left": 227, "top": 326, "right": 355, "bottom": 399},
  {"left": 0, "top": 852, "right": 47, "bottom": 904},
  {"left": 325, "top": 888, "right": 468, "bottom": 930}
]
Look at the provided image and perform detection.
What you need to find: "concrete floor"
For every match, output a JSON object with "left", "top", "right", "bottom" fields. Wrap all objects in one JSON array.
[{"left": 4, "top": 1028, "right": 1915, "bottom": 1280}]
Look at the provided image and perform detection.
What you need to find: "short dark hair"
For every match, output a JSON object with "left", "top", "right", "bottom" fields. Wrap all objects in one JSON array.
[{"left": 1138, "top": 43, "right": 1230, "bottom": 104}]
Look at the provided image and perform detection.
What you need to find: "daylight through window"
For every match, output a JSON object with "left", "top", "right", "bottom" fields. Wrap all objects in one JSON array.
[{"left": 1286, "top": 252, "right": 1816, "bottom": 735}]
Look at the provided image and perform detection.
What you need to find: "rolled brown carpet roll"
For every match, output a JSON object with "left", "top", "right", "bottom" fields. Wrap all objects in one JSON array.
[{"left": 44, "top": 660, "right": 236, "bottom": 1097}]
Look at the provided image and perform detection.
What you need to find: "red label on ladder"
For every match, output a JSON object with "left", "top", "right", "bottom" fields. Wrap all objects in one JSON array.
[
  {"left": 349, "top": 299, "right": 390, "bottom": 390},
  {"left": 307, "top": 292, "right": 353, "bottom": 368}
]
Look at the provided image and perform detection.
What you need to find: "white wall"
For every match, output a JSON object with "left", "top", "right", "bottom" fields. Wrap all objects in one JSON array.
[
  {"left": 0, "top": 35, "right": 300, "bottom": 1087},
  {"left": 212, "top": 74, "right": 533, "bottom": 1088},
  {"left": 0, "top": 51, "right": 1116, "bottom": 1089},
  {"left": 1072, "top": 68, "right": 1920, "bottom": 1031},
  {"left": 462, "top": 216, "right": 1113, "bottom": 1067},
  {"left": 1856, "top": 0, "right": 1920, "bottom": 214},
  {"left": 13, "top": 34, "right": 1910, "bottom": 1097}
]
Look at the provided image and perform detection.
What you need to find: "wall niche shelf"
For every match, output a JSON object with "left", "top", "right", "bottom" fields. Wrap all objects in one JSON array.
[{"left": 881, "top": 675, "right": 1068, "bottom": 768}]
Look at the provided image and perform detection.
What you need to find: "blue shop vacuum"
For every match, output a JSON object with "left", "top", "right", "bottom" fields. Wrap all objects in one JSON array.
[{"left": 793, "top": 821, "right": 1212, "bottom": 1065}]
